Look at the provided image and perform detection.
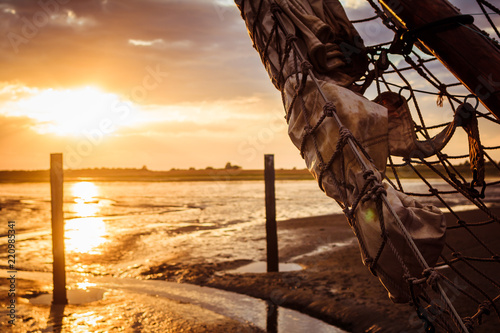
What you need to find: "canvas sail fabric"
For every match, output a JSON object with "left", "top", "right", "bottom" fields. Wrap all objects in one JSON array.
[
  {"left": 236, "top": 0, "right": 446, "bottom": 303},
  {"left": 378, "top": 91, "right": 485, "bottom": 187},
  {"left": 235, "top": 0, "right": 367, "bottom": 90},
  {"left": 376, "top": 91, "right": 457, "bottom": 159}
]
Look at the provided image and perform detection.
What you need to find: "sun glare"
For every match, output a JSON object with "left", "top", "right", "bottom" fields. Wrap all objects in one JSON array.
[
  {"left": 66, "top": 217, "right": 107, "bottom": 254},
  {"left": 72, "top": 181, "right": 100, "bottom": 217},
  {"left": 13, "top": 86, "right": 134, "bottom": 136},
  {"left": 72, "top": 181, "right": 99, "bottom": 203},
  {"left": 67, "top": 182, "right": 108, "bottom": 254}
]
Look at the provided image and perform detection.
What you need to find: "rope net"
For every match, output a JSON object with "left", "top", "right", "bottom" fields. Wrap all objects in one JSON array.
[
  {"left": 353, "top": 2, "right": 500, "bottom": 331},
  {"left": 236, "top": 0, "right": 500, "bottom": 331}
]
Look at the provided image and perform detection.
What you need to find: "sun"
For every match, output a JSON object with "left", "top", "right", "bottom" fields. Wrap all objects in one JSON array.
[{"left": 13, "top": 86, "right": 136, "bottom": 137}]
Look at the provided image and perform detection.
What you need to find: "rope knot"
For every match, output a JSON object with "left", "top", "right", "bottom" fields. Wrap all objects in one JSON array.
[
  {"left": 406, "top": 276, "right": 417, "bottom": 285},
  {"left": 374, "top": 184, "right": 387, "bottom": 196},
  {"left": 300, "top": 61, "right": 313, "bottom": 73},
  {"left": 423, "top": 268, "right": 440, "bottom": 290},
  {"left": 428, "top": 188, "right": 439, "bottom": 195},
  {"left": 285, "top": 34, "right": 297, "bottom": 44},
  {"left": 323, "top": 102, "right": 336, "bottom": 117},
  {"left": 338, "top": 126, "right": 352, "bottom": 140},
  {"left": 304, "top": 124, "right": 313, "bottom": 136},
  {"left": 478, "top": 301, "right": 491, "bottom": 316},
  {"left": 363, "top": 169, "right": 375, "bottom": 180},
  {"left": 492, "top": 254, "right": 500, "bottom": 261},
  {"left": 452, "top": 252, "right": 463, "bottom": 259},
  {"left": 463, "top": 317, "right": 475, "bottom": 332},
  {"left": 362, "top": 182, "right": 386, "bottom": 203},
  {"left": 437, "top": 84, "right": 447, "bottom": 107}
]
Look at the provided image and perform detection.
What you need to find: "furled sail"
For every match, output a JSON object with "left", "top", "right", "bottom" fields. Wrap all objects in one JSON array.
[{"left": 235, "top": 0, "right": 446, "bottom": 303}]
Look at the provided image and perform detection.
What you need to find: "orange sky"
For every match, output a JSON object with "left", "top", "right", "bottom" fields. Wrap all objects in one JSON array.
[{"left": 0, "top": 0, "right": 498, "bottom": 170}]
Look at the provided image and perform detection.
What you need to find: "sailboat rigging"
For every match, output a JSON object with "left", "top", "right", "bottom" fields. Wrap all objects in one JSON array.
[{"left": 235, "top": 0, "right": 500, "bottom": 331}]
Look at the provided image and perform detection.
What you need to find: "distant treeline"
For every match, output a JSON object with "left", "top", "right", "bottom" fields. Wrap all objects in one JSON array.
[
  {"left": 0, "top": 167, "right": 314, "bottom": 183},
  {"left": 0, "top": 162, "right": 498, "bottom": 183}
]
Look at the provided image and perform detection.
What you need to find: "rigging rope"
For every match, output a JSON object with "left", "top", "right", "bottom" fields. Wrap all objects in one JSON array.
[
  {"left": 237, "top": 0, "right": 500, "bottom": 331},
  {"left": 359, "top": 1, "right": 500, "bottom": 331}
]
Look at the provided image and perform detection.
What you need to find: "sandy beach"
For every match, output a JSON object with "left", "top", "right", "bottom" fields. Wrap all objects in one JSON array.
[{"left": 2, "top": 206, "right": 499, "bottom": 332}]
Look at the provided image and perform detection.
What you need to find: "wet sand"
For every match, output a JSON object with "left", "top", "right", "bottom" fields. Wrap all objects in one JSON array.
[
  {"left": 2, "top": 208, "right": 500, "bottom": 332},
  {"left": 142, "top": 214, "right": 420, "bottom": 332},
  {"left": 0, "top": 277, "right": 264, "bottom": 332},
  {"left": 142, "top": 208, "right": 500, "bottom": 333}
]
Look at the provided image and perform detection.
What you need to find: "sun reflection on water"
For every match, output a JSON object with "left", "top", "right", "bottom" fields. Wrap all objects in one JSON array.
[
  {"left": 66, "top": 217, "right": 107, "bottom": 254},
  {"left": 72, "top": 181, "right": 100, "bottom": 217},
  {"left": 66, "top": 182, "right": 108, "bottom": 254}
]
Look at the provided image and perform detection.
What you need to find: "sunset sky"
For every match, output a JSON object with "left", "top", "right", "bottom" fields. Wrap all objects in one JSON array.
[{"left": 0, "top": 0, "right": 498, "bottom": 170}]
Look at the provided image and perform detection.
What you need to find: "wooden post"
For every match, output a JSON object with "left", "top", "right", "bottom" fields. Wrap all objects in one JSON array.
[
  {"left": 264, "top": 154, "right": 279, "bottom": 273},
  {"left": 50, "top": 153, "right": 67, "bottom": 305},
  {"left": 379, "top": 0, "right": 500, "bottom": 120}
]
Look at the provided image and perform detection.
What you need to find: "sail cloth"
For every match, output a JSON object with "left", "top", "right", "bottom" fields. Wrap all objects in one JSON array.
[
  {"left": 378, "top": 91, "right": 485, "bottom": 186},
  {"left": 235, "top": 0, "right": 446, "bottom": 303},
  {"left": 377, "top": 91, "right": 456, "bottom": 159}
]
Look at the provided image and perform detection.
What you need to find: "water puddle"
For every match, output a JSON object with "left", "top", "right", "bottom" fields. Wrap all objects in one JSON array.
[
  {"left": 228, "top": 261, "right": 302, "bottom": 274},
  {"left": 29, "top": 288, "right": 106, "bottom": 305}
]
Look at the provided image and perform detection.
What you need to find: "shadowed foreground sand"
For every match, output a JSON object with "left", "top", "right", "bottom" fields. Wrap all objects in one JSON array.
[{"left": 143, "top": 207, "right": 500, "bottom": 333}]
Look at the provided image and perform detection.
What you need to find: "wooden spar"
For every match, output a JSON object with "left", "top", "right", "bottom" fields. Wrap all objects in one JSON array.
[{"left": 378, "top": 0, "right": 500, "bottom": 120}]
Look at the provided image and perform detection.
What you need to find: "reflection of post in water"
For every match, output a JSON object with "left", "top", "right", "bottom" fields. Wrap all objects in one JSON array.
[
  {"left": 266, "top": 300, "right": 278, "bottom": 333},
  {"left": 48, "top": 303, "right": 65, "bottom": 333}
]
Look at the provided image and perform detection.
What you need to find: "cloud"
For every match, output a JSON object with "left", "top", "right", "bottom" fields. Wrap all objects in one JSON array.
[
  {"left": 48, "top": 9, "right": 97, "bottom": 29},
  {"left": 0, "top": 114, "right": 65, "bottom": 169},
  {"left": 127, "top": 38, "right": 196, "bottom": 50},
  {"left": 128, "top": 38, "right": 166, "bottom": 47},
  {"left": 0, "top": 114, "right": 38, "bottom": 136},
  {"left": 0, "top": 0, "right": 264, "bottom": 105}
]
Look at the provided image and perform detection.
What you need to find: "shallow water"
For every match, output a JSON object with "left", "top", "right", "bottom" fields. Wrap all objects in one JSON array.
[
  {"left": 0, "top": 180, "right": 341, "bottom": 276},
  {"left": 228, "top": 261, "right": 303, "bottom": 273},
  {"left": 0, "top": 179, "right": 498, "bottom": 277}
]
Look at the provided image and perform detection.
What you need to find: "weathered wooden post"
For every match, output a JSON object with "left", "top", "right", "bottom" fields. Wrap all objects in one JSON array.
[
  {"left": 264, "top": 154, "right": 279, "bottom": 272},
  {"left": 50, "top": 153, "right": 67, "bottom": 305}
]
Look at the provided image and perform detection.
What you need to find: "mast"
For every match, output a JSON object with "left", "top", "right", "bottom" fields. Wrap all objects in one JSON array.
[{"left": 378, "top": 0, "right": 500, "bottom": 120}]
